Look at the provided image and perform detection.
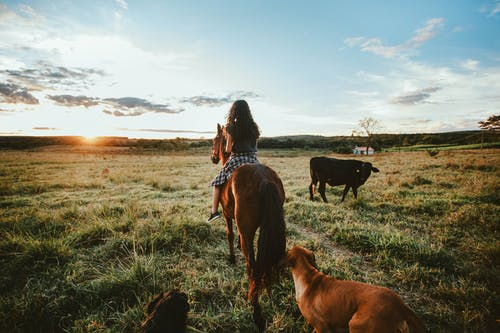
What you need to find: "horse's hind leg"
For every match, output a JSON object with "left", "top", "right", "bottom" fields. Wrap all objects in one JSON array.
[
  {"left": 252, "top": 297, "right": 265, "bottom": 332},
  {"left": 239, "top": 231, "right": 264, "bottom": 331},
  {"left": 240, "top": 234, "right": 257, "bottom": 301},
  {"left": 224, "top": 216, "right": 235, "bottom": 264}
]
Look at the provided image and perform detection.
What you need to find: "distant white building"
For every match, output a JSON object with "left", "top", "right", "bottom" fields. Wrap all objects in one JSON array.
[{"left": 353, "top": 146, "right": 375, "bottom": 155}]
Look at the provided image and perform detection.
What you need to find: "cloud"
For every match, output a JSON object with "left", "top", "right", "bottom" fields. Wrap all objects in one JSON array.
[
  {"left": 0, "top": 3, "right": 44, "bottom": 27},
  {"left": 461, "top": 59, "right": 480, "bottom": 70},
  {"left": 230, "top": 91, "right": 260, "bottom": 100},
  {"left": 408, "top": 18, "right": 444, "bottom": 45},
  {"left": 115, "top": 0, "right": 128, "bottom": 10},
  {"left": 180, "top": 95, "right": 232, "bottom": 107},
  {"left": 180, "top": 91, "right": 260, "bottom": 107},
  {"left": 33, "top": 127, "right": 58, "bottom": 131},
  {"left": 102, "top": 109, "right": 146, "bottom": 117},
  {"left": 118, "top": 128, "right": 215, "bottom": 134},
  {"left": 47, "top": 94, "right": 100, "bottom": 108},
  {"left": 102, "top": 97, "right": 184, "bottom": 116},
  {"left": 42, "top": 93, "right": 186, "bottom": 116},
  {"left": 480, "top": 2, "right": 500, "bottom": 17},
  {"left": 0, "top": 82, "right": 39, "bottom": 104},
  {"left": 493, "top": 3, "right": 500, "bottom": 16},
  {"left": 391, "top": 87, "right": 441, "bottom": 105},
  {"left": 2, "top": 62, "right": 105, "bottom": 91},
  {"left": 344, "top": 18, "right": 444, "bottom": 58},
  {"left": 400, "top": 118, "right": 432, "bottom": 126},
  {"left": 18, "top": 4, "right": 45, "bottom": 21}
]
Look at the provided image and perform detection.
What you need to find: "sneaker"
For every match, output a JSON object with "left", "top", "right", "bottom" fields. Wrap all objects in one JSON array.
[{"left": 207, "top": 211, "right": 221, "bottom": 223}]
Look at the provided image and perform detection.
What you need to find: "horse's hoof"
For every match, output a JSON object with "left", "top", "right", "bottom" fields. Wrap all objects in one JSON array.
[{"left": 252, "top": 306, "right": 265, "bottom": 332}]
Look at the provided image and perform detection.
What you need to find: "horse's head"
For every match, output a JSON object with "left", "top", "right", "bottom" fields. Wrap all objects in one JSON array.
[{"left": 211, "top": 123, "right": 229, "bottom": 165}]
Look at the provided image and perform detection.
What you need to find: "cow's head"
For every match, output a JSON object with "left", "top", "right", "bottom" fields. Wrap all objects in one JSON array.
[{"left": 356, "top": 162, "right": 379, "bottom": 184}]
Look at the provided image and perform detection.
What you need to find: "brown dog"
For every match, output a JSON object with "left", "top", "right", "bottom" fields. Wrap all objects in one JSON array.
[
  {"left": 138, "top": 290, "right": 190, "bottom": 333},
  {"left": 286, "top": 246, "right": 426, "bottom": 333}
]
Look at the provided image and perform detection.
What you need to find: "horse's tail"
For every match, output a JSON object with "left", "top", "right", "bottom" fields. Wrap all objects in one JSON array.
[{"left": 256, "top": 181, "right": 286, "bottom": 290}]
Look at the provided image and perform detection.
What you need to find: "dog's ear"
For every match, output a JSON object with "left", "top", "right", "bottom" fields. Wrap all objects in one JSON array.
[
  {"left": 146, "top": 292, "right": 165, "bottom": 314},
  {"left": 301, "top": 247, "right": 318, "bottom": 269},
  {"left": 279, "top": 252, "right": 290, "bottom": 268},
  {"left": 310, "top": 252, "right": 318, "bottom": 269},
  {"left": 285, "top": 248, "right": 298, "bottom": 267},
  {"left": 173, "top": 290, "right": 190, "bottom": 313}
]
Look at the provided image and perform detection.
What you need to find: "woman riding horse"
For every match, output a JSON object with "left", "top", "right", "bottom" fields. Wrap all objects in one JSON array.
[
  {"left": 208, "top": 100, "right": 260, "bottom": 222},
  {"left": 209, "top": 101, "right": 286, "bottom": 332}
]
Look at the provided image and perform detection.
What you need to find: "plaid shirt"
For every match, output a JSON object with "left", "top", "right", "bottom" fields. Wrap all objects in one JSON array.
[{"left": 210, "top": 152, "right": 259, "bottom": 186}]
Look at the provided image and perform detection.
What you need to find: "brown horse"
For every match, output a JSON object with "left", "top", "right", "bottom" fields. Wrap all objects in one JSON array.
[{"left": 211, "top": 123, "right": 286, "bottom": 332}]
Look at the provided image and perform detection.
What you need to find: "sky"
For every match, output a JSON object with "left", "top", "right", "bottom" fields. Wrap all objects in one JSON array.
[{"left": 0, "top": 0, "right": 499, "bottom": 139}]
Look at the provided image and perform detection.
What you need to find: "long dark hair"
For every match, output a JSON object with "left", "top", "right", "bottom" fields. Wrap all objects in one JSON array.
[{"left": 226, "top": 100, "right": 260, "bottom": 141}]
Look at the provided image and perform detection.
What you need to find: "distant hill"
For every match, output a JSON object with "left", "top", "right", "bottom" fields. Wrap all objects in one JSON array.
[
  {"left": 259, "top": 130, "right": 499, "bottom": 152},
  {"left": 0, "top": 130, "right": 498, "bottom": 152}
]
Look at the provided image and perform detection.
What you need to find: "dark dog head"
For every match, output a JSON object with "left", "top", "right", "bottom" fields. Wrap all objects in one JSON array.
[{"left": 139, "top": 290, "right": 190, "bottom": 333}]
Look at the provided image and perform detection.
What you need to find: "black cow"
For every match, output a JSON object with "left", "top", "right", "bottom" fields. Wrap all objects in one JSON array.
[{"left": 309, "top": 156, "right": 379, "bottom": 203}]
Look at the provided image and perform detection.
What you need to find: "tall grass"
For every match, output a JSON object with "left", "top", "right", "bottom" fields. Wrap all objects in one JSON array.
[{"left": 0, "top": 148, "right": 498, "bottom": 332}]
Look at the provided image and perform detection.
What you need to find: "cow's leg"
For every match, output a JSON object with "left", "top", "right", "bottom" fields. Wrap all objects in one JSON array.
[
  {"left": 309, "top": 181, "right": 317, "bottom": 201},
  {"left": 352, "top": 186, "right": 358, "bottom": 199},
  {"left": 319, "top": 181, "right": 328, "bottom": 203},
  {"left": 309, "top": 174, "right": 318, "bottom": 201},
  {"left": 341, "top": 185, "right": 350, "bottom": 202}
]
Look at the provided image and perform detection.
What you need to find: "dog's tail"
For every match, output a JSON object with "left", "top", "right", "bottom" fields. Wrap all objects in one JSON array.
[{"left": 256, "top": 181, "right": 286, "bottom": 291}]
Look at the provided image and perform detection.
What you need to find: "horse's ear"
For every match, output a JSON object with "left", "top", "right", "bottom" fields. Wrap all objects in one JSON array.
[
  {"left": 372, "top": 167, "right": 380, "bottom": 173},
  {"left": 217, "top": 123, "right": 222, "bottom": 133}
]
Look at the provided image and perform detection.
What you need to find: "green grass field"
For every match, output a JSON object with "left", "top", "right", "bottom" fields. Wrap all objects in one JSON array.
[{"left": 0, "top": 147, "right": 498, "bottom": 332}]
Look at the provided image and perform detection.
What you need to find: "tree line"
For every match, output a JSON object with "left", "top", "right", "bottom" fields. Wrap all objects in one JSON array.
[{"left": 0, "top": 130, "right": 498, "bottom": 152}]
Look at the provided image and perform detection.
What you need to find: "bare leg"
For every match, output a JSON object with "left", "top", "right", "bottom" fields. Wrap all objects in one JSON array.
[{"left": 211, "top": 185, "right": 221, "bottom": 214}]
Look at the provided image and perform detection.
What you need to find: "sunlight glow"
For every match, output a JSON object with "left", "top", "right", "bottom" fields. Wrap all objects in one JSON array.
[{"left": 82, "top": 135, "right": 98, "bottom": 144}]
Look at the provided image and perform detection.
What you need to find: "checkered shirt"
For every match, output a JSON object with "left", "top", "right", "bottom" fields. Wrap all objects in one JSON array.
[{"left": 210, "top": 152, "right": 259, "bottom": 186}]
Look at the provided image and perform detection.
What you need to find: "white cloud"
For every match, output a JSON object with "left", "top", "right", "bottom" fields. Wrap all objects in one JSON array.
[
  {"left": 333, "top": 57, "right": 500, "bottom": 133},
  {"left": 115, "top": 0, "right": 128, "bottom": 10},
  {"left": 491, "top": 3, "right": 500, "bottom": 16},
  {"left": 481, "top": 2, "right": 500, "bottom": 17},
  {"left": 344, "top": 18, "right": 444, "bottom": 59},
  {"left": 461, "top": 59, "right": 480, "bottom": 70}
]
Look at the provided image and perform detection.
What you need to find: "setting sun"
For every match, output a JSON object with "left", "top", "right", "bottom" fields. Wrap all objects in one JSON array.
[{"left": 82, "top": 135, "right": 97, "bottom": 144}]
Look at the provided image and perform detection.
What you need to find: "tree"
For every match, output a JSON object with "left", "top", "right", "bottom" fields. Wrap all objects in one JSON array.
[
  {"left": 478, "top": 114, "right": 500, "bottom": 132},
  {"left": 357, "top": 117, "right": 382, "bottom": 154},
  {"left": 478, "top": 114, "right": 499, "bottom": 149}
]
